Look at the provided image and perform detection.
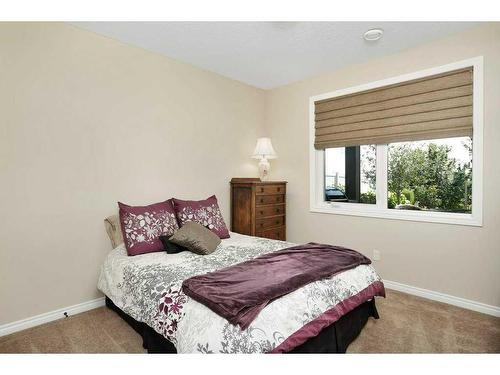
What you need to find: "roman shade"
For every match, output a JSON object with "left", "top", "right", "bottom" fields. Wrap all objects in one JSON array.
[{"left": 314, "top": 67, "right": 473, "bottom": 149}]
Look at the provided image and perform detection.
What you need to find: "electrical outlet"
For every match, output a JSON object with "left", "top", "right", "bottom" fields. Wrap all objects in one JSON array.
[{"left": 373, "top": 250, "right": 381, "bottom": 261}]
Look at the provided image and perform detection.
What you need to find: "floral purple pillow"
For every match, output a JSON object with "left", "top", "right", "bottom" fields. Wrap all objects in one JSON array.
[
  {"left": 118, "top": 199, "right": 179, "bottom": 256},
  {"left": 172, "top": 195, "right": 230, "bottom": 239}
]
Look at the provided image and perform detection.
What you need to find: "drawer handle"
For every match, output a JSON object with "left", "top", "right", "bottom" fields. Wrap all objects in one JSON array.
[
  {"left": 276, "top": 208, "right": 280, "bottom": 213},
  {"left": 260, "top": 211, "right": 264, "bottom": 215},
  {"left": 276, "top": 220, "right": 280, "bottom": 225},
  {"left": 277, "top": 187, "right": 281, "bottom": 192},
  {"left": 260, "top": 198, "right": 264, "bottom": 203},
  {"left": 260, "top": 187, "right": 264, "bottom": 192},
  {"left": 260, "top": 223, "right": 264, "bottom": 227}
]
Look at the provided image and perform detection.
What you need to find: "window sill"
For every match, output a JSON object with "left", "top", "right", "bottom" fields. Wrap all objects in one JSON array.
[{"left": 310, "top": 203, "right": 482, "bottom": 227}]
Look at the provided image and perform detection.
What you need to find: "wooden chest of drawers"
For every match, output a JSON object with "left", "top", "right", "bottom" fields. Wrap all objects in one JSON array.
[{"left": 230, "top": 178, "right": 287, "bottom": 241}]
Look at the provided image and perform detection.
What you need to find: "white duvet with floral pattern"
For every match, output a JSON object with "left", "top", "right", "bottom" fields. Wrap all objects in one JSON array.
[{"left": 98, "top": 232, "right": 382, "bottom": 353}]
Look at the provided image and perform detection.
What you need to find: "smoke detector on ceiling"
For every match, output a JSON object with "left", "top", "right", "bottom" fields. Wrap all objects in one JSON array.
[{"left": 363, "top": 28, "right": 384, "bottom": 41}]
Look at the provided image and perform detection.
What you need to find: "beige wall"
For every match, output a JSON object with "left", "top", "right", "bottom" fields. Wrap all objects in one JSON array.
[
  {"left": 0, "top": 23, "right": 264, "bottom": 325},
  {"left": 265, "top": 23, "right": 500, "bottom": 307}
]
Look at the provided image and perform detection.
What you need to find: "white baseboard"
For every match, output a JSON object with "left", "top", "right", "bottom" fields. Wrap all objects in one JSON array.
[
  {"left": 0, "top": 297, "right": 105, "bottom": 337},
  {"left": 383, "top": 280, "right": 500, "bottom": 317}
]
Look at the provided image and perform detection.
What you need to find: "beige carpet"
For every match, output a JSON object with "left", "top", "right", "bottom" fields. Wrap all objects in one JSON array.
[{"left": 1, "top": 290, "right": 499, "bottom": 353}]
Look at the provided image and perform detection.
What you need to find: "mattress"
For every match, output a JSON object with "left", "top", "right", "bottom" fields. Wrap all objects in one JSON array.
[{"left": 98, "top": 232, "right": 384, "bottom": 353}]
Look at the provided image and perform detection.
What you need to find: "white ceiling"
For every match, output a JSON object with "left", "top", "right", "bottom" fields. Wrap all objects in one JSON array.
[{"left": 71, "top": 22, "right": 479, "bottom": 89}]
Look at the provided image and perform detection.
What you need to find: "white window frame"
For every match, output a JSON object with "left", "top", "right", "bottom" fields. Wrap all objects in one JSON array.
[{"left": 309, "top": 57, "right": 483, "bottom": 227}]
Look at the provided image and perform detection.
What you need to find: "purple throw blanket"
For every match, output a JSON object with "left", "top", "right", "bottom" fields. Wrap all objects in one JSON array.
[{"left": 182, "top": 243, "right": 372, "bottom": 329}]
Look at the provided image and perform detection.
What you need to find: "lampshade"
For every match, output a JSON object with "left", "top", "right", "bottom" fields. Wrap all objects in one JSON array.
[{"left": 252, "top": 137, "right": 277, "bottom": 159}]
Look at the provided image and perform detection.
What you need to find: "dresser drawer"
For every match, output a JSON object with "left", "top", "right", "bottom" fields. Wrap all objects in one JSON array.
[
  {"left": 255, "top": 204, "right": 285, "bottom": 219},
  {"left": 257, "top": 226, "right": 286, "bottom": 241},
  {"left": 256, "top": 194, "right": 285, "bottom": 206},
  {"left": 255, "top": 184, "right": 286, "bottom": 195},
  {"left": 256, "top": 215, "right": 285, "bottom": 230}
]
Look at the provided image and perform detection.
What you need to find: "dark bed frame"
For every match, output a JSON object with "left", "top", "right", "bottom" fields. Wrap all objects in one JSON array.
[{"left": 105, "top": 296, "right": 379, "bottom": 353}]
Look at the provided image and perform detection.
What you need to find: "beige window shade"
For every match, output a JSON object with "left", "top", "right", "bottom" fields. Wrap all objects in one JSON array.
[{"left": 314, "top": 67, "right": 473, "bottom": 149}]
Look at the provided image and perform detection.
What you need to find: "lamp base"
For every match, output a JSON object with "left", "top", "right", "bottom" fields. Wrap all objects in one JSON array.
[{"left": 258, "top": 158, "right": 271, "bottom": 181}]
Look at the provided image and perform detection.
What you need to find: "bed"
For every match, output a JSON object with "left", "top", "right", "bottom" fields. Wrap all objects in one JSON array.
[{"left": 98, "top": 231, "right": 384, "bottom": 353}]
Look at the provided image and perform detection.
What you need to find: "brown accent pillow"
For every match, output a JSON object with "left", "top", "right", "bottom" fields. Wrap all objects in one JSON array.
[{"left": 169, "top": 221, "right": 221, "bottom": 255}]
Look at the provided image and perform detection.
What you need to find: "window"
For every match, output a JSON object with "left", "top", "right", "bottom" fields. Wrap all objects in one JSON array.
[
  {"left": 310, "top": 58, "right": 483, "bottom": 226},
  {"left": 325, "top": 145, "right": 376, "bottom": 204},
  {"left": 387, "top": 137, "right": 472, "bottom": 213}
]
